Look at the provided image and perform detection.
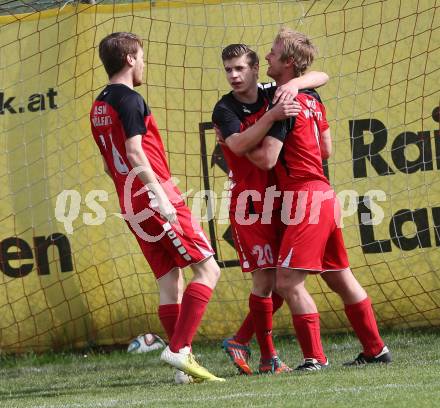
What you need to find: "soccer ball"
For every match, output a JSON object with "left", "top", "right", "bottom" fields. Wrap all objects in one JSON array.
[{"left": 127, "top": 333, "right": 166, "bottom": 353}]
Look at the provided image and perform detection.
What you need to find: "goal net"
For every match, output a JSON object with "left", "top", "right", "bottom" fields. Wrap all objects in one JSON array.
[{"left": 0, "top": 0, "right": 439, "bottom": 352}]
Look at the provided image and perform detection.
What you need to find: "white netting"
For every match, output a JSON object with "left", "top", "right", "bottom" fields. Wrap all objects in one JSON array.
[{"left": 0, "top": 0, "right": 439, "bottom": 352}]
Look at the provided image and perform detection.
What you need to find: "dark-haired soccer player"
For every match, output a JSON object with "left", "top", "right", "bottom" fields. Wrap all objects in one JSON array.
[
  {"left": 212, "top": 43, "right": 329, "bottom": 374},
  {"left": 245, "top": 28, "right": 391, "bottom": 370},
  {"left": 90, "top": 32, "right": 224, "bottom": 383}
]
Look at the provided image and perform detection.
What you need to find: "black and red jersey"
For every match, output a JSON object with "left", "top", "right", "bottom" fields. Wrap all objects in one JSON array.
[
  {"left": 274, "top": 89, "right": 330, "bottom": 189},
  {"left": 212, "top": 85, "right": 286, "bottom": 214},
  {"left": 90, "top": 84, "right": 182, "bottom": 212}
]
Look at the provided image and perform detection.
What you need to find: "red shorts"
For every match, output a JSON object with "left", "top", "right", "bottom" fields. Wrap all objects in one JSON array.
[
  {"left": 277, "top": 180, "right": 349, "bottom": 273},
  {"left": 125, "top": 204, "right": 214, "bottom": 279},
  {"left": 230, "top": 210, "right": 284, "bottom": 273}
]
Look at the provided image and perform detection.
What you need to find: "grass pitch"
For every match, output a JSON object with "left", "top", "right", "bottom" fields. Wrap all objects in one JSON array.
[{"left": 1, "top": 328, "right": 439, "bottom": 408}]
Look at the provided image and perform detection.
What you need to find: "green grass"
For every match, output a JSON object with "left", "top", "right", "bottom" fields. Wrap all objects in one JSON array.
[{"left": 1, "top": 328, "right": 440, "bottom": 408}]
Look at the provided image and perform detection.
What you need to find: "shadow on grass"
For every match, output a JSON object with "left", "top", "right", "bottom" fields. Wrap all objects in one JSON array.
[{"left": 0, "top": 375, "right": 173, "bottom": 401}]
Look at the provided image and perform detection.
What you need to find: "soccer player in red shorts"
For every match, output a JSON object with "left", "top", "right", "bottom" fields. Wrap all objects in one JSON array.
[
  {"left": 90, "top": 32, "right": 224, "bottom": 382},
  {"left": 212, "top": 44, "right": 329, "bottom": 374},
  {"left": 245, "top": 28, "right": 392, "bottom": 370}
]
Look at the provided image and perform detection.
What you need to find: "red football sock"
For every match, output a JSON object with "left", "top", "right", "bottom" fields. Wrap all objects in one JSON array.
[
  {"left": 292, "top": 313, "right": 326, "bottom": 363},
  {"left": 169, "top": 283, "right": 213, "bottom": 352},
  {"left": 234, "top": 314, "right": 254, "bottom": 344},
  {"left": 234, "top": 291, "right": 284, "bottom": 344},
  {"left": 345, "top": 297, "right": 384, "bottom": 357},
  {"left": 271, "top": 291, "right": 284, "bottom": 312},
  {"left": 249, "top": 293, "right": 276, "bottom": 360},
  {"left": 158, "top": 303, "right": 180, "bottom": 341}
]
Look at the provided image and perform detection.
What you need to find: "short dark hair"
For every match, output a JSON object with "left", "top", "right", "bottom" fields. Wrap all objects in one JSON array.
[
  {"left": 221, "top": 44, "right": 259, "bottom": 67},
  {"left": 98, "top": 32, "right": 143, "bottom": 78}
]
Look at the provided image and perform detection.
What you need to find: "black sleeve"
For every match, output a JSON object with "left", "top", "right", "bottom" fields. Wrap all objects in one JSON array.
[
  {"left": 118, "top": 93, "right": 147, "bottom": 138},
  {"left": 259, "top": 82, "right": 277, "bottom": 101},
  {"left": 212, "top": 104, "right": 242, "bottom": 139},
  {"left": 267, "top": 117, "right": 295, "bottom": 142}
]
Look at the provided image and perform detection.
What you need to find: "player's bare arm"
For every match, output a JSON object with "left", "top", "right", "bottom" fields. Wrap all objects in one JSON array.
[
  {"left": 273, "top": 71, "right": 329, "bottom": 103},
  {"left": 320, "top": 128, "right": 332, "bottom": 159},
  {"left": 125, "top": 135, "right": 177, "bottom": 223},
  {"left": 225, "top": 99, "right": 300, "bottom": 156},
  {"left": 245, "top": 136, "right": 283, "bottom": 170},
  {"left": 247, "top": 126, "right": 332, "bottom": 169}
]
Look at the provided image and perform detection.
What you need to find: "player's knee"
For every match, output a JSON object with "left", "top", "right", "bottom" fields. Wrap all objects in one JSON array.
[
  {"left": 322, "top": 268, "right": 354, "bottom": 294},
  {"left": 276, "top": 277, "right": 306, "bottom": 300},
  {"left": 159, "top": 286, "right": 180, "bottom": 304},
  {"left": 252, "top": 272, "right": 275, "bottom": 297},
  {"left": 275, "top": 267, "right": 294, "bottom": 295},
  {"left": 157, "top": 267, "right": 182, "bottom": 301},
  {"left": 252, "top": 286, "right": 272, "bottom": 298},
  {"left": 192, "top": 256, "right": 221, "bottom": 287},
  {"left": 275, "top": 278, "right": 289, "bottom": 297},
  {"left": 210, "top": 261, "right": 221, "bottom": 283}
]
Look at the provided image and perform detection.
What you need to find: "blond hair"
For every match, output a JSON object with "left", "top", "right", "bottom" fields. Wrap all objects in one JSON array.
[{"left": 275, "top": 27, "right": 317, "bottom": 76}]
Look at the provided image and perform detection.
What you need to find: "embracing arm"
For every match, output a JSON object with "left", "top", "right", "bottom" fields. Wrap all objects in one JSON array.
[
  {"left": 292, "top": 71, "right": 329, "bottom": 90},
  {"left": 245, "top": 136, "right": 284, "bottom": 170},
  {"left": 225, "top": 109, "right": 278, "bottom": 156},
  {"left": 225, "top": 100, "right": 300, "bottom": 156},
  {"left": 273, "top": 71, "right": 329, "bottom": 103}
]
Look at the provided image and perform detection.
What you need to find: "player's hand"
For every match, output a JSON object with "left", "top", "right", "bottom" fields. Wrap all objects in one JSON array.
[
  {"left": 214, "top": 126, "right": 226, "bottom": 146},
  {"left": 272, "top": 83, "right": 299, "bottom": 104},
  {"left": 157, "top": 196, "right": 178, "bottom": 224},
  {"left": 270, "top": 99, "right": 302, "bottom": 121}
]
